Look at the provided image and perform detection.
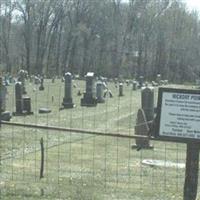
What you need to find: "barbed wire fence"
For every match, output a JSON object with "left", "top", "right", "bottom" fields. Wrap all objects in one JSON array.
[{"left": 0, "top": 79, "right": 191, "bottom": 200}]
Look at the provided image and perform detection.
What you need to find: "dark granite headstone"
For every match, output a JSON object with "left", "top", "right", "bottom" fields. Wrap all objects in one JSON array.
[
  {"left": 138, "top": 76, "right": 144, "bottom": 88},
  {"left": 119, "top": 83, "right": 124, "bottom": 96},
  {"left": 0, "top": 77, "right": 7, "bottom": 112},
  {"left": 132, "top": 108, "right": 153, "bottom": 149},
  {"left": 81, "top": 72, "right": 97, "bottom": 106},
  {"left": 141, "top": 86, "right": 154, "bottom": 122},
  {"left": 15, "top": 82, "right": 23, "bottom": 114},
  {"left": 22, "top": 96, "right": 33, "bottom": 114},
  {"left": 13, "top": 82, "right": 33, "bottom": 115},
  {"left": 62, "top": 72, "right": 74, "bottom": 108}
]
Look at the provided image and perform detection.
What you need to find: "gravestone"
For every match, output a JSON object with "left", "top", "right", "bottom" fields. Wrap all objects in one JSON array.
[
  {"left": 141, "top": 86, "right": 154, "bottom": 123},
  {"left": 0, "top": 77, "right": 7, "bottom": 112},
  {"left": 18, "top": 70, "right": 27, "bottom": 94},
  {"left": 0, "top": 77, "right": 12, "bottom": 121},
  {"left": 138, "top": 76, "right": 144, "bottom": 88},
  {"left": 62, "top": 72, "right": 74, "bottom": 108},
  {"left": 81, "top": 72, "right": 97, "bottom": 106},
  {"left": 119, "top": 83, "right": 124, "bottom": 96},
  {"left": 52, "top": 77, "right": 55, "bottom": 83},
  {"left": 132, "top": 108, "right": 153, "bottom": 150},
  {"left": 126, "top": 80, "right": 130, "bottom": 86},
  {"left": 96, "top": 81, "right": 105, "bottom": 103},
  {"left": 132, "top": 81, "right": 137, "bottom": 90},
  {"left": 14, "top": 82, "right": 23, "bottom": 115},
  {"left": 14, "top": 82, "right": 33, "bottom": 115},
  {"left": 156, "top": 74, "right": 161, "bottom": 85},
  {"left": 39, "top": 77, "right": 44, "bottom": 91},
  {"left": 22, "top": 96, "right": 33, "bottom": 114}
]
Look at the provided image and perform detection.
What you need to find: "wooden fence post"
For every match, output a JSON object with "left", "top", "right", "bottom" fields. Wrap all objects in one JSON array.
[{"left": 40, "top": 137, "right": 44, "bottom": 179}]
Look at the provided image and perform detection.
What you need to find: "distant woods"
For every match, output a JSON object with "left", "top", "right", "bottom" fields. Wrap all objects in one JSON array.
[{"left": 0, "top": 0, "right": 200, "bottom": 82}]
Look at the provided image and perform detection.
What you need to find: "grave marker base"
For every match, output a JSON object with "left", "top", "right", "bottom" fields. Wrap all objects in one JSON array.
[
  {"left": 132, "top": 108, "right": 153, "bottom": 150},
  {"left": 61, "top": 103, "right": 75, "bottom": 109},
  {"left": 97, "top": 99, "right": 105, "bottom": 103},
  {"left": 39, "top": 86, "right": 44, "bottom": 91},
  {"left": 81, "top": 98, "right": 97, "bottom": 107},
  {"left": 81, "top": 93, "right": 97, "bottom": 107},
  {"left": 62, "top": 98, "right": 75, "bottom": 109},
  {"left": 13, "top": 111, "right": 33, "bottom": 116}
]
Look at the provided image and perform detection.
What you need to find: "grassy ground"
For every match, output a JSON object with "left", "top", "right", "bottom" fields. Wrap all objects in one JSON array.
[{"left": 0, "top": 79, "right": 195, "bottom": 199}]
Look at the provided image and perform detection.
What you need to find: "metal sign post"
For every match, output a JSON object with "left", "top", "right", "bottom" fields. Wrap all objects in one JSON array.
[{"left": 184, "top": 143, "right": 199, "bottom": 200}]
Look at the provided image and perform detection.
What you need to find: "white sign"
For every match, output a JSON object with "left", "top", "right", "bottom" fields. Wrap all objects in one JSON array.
[{"left": 159, "top": 92, "right": 200, "bottom": 140}]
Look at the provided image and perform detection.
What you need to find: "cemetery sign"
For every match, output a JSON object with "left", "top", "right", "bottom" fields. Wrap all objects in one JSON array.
[{"left": 155, "top": 87, "right": 200, "bottom": 143}]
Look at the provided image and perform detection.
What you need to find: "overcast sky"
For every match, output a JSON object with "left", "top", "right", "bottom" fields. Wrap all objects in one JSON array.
[{"left": 185, "top": 0, "right": 200, "bottom": 11}]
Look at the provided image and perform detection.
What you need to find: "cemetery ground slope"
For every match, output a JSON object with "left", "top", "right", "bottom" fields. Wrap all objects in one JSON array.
[{"left": 0, "top": 80, "right": 191, "bottom": 199}]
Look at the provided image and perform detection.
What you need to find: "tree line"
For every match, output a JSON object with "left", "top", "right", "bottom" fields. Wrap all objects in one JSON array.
[{"left": 0, "top": 0, "right": 200, "bottom": 82}]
